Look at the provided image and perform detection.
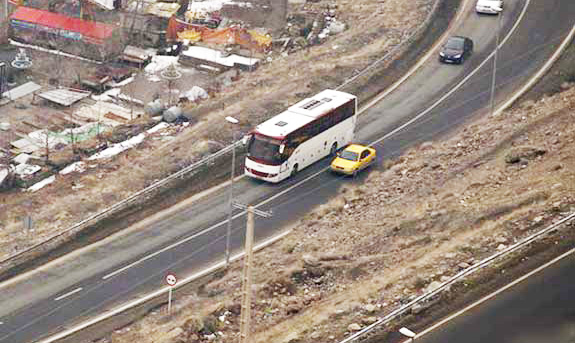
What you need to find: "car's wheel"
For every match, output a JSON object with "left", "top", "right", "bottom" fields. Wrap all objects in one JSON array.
[
  {"left": 291, "top": 164, "right": 299, "bottom": 177},
  {"left": 352, "top": 168, "right": 358, "bottom": 178},
  {"left": 330, "top": 142, "right": 338, "bottom": 156}
]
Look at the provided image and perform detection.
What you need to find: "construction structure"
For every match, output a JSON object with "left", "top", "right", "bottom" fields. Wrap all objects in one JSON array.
[
  {"left": 9, "top": 6, "right": 123, "bottom": 60},
  {"left": 6, "top": 0, "right": 283, "bottom": 61}
]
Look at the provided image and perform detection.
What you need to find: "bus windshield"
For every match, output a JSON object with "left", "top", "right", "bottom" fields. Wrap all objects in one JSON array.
[{"left": 247, "top": 134, "right": 284, "bottom": 165}]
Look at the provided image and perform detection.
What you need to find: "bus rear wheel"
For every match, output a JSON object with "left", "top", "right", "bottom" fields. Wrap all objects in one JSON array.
[
  {"left": 330, "top": 142, "right": 338, "bottom": 156},
  {"left": 291, "top": 164, "right": 299, "bottom": 177}
]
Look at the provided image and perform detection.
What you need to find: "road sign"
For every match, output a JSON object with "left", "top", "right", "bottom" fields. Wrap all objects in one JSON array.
[
  {"left": 165, "top": 274, "right": 177, "bottom": 315},
  {"left": 165, "top": 274, "right": 177, "bottom": 286}
]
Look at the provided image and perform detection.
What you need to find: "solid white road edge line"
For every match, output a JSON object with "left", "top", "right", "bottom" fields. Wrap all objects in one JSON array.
[
  {"left": 54, "top": 288, "right": 83, "bottom": 302},
  {"left": 36, "top": 0, "right": 535, "bottom": 339},
  {"left": 39, "top": 1, "right": 575, "bottom": 342},
  {"left": 37, "top": 230, "right": 292, "bottom": 343},
  {"left": 0, "top": 175, "right": 243, "bottom": 290},
  {"left": 0, "top": 0, "right": 474, "bottom": 291},
  {"left": 494, "top": 23, "right": 575, "bottom": 115},
  {"left": 402, "top": 247, "right": 575, "bottom": 343},
  {"left": 371, "top": 0, "right": 532, "bottom": 143},
  {"left": 360, "top": 0, "right": 473, "bottom": 113}
]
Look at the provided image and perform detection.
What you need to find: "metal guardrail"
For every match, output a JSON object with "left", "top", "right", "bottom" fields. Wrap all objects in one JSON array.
[
  {"left": 335, "top": 0, "right": 441, "bottom": 92},
  {"left": 0, "top": 0, "right": 443, "bottom": 271},
  {"left": 337, "top": 211, "right": 575, "bottom": 343},
  {"left": 13, "top": 0, "right": 575, "bottom": 341},
  {"left": 0, "top": 141, "right": 241, "bottom": 270}
]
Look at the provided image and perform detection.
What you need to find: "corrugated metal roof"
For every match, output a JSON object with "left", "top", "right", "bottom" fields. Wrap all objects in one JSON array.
[
  {"left": 75, "top": 101, "right": 143, "bottom": 126},
  {"left": 11, "top": 138, "right": 40, "bottom": 153},
  {"left": 10, "top": 7, "right": 117, "bottom": 43},
  {"left": 145, "top": 2, "right": 181, "bottom": 18},
  {"left": 1, "top": 81, "right": 42, "bottom": 101},
  {"left": 84, "top": 0, "right": 115, "bottom": 10},
  {"left": 37, "top": 88, "right": 91, "bottom": 106}
]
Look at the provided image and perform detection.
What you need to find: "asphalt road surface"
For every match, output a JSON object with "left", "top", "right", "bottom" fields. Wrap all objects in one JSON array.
[
  {"left": 0, "top": 0, "right": 574, "bottom": 342},
  {"left": 407, "top": 249, "right": 575, "bottom": 343}
]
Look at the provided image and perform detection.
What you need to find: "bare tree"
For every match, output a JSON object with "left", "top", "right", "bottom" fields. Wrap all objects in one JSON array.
[
  {"left": 67, "top": 123, "right": 78, "bottom": 155},
  {"left": 0, "top": 148, "right": 15, "bottom": 189},
  {"left": 35, "top": 114, "right": 57, "bottom": 164}
]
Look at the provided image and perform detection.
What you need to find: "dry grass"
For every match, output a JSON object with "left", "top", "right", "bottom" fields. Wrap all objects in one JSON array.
[
  {"left": 100, "top": 85, "right": 575, "bottom": 343},
  {"left": 3, "top": 0, "right": 575, "bottom": 341},
  {"left": 0, "top": 0, "right": 434, "bottom": 259}
]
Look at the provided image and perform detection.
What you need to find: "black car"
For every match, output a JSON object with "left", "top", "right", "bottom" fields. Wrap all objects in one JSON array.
[{"left": 439, "top": 36, "right": 473, "bottom": 64}]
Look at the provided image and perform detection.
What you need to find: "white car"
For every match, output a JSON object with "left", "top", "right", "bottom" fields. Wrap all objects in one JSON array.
[{"left": 476, "top": 0, "right": 503, "bottom": 14}]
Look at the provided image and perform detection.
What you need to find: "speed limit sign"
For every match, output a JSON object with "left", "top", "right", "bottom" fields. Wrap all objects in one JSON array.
[{"left": 165, "top": 273, "right": 177, "bottom": 286}]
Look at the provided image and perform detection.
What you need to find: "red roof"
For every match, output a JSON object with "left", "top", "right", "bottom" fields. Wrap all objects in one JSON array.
[{"left": 10, "top": 7, "right": 117, "bottom": 43}]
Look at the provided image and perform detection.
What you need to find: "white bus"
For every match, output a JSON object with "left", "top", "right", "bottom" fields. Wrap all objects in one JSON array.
[{"left": 244, "top": 89, "right": 358, "bottom": 183}]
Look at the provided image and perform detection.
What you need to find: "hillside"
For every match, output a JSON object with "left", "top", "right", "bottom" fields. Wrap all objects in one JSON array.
[
  {"left": 0, "top": 0, "right": 574, "bottom": 342},
  {"left": 0, "top": 0, "right": 440, "bottom": 261},
  {"left": 100, "top": 73, "right": 575, "bottom": 343}
]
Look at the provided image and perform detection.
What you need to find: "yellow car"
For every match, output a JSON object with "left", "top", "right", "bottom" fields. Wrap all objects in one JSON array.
[{"left": 330, "top": 144, "right": 377, "bottom": 176}]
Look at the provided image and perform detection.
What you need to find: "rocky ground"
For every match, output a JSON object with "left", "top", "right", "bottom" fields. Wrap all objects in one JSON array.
[
  {"left": 1, "top": 0, "right": 574, "bottom": 342},
  {"left": 0, "top": 0, "right": 575, "bottom": 343},
  {"left": 0, "top": 0, "right": 436, "bottom": 260},
  {"left": 94, "top": 74, "right": 575, "bottom": 343}
]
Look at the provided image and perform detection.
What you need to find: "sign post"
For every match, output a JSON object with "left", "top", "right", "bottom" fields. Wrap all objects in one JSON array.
[{"left": 165, "top": 273, "right": 177, "bottom": 315}]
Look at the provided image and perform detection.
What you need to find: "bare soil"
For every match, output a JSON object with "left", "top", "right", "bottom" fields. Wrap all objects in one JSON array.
[
  {"left": 0, "top": 0, "right": 439, "bottom": 268},
  {"left": 89, "top": 66, "right": 575, "bottom": 343},
  {"left": 1, "top": 1, "right": 574, "bottom": 343}
]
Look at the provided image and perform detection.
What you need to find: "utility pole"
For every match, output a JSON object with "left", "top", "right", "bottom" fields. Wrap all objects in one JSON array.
[
  {"left": 235, "top": 203, "right": 272, "bottom": 343},
  {"left": 225, "top": 116, "right": 239, "bottom": 267},
  {"left": 489, "top": 7, "right": 503, "bottom": 116}
]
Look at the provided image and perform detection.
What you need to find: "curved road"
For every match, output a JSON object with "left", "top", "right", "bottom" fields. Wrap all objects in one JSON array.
[
  {"left": 0, "top": 0, "right": 574, "bottom": 342},
  {"left": 397, "top": 248, "right": 575, "bottom": 343}
]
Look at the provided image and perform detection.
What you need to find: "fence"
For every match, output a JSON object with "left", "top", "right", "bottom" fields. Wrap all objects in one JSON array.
[
  {"left": 0, "top": 142, "right": 240, "bottom": 273},
  {"left": 0, "top": 0, "right": 445, "bottom": 273},
  {"left": 337, "top": 212, "right": 575, "bottom": 343}
]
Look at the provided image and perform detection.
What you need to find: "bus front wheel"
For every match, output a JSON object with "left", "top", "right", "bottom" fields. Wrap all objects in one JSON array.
[{"left": 291, "top": 164, "right": 299, "bottom": 177}]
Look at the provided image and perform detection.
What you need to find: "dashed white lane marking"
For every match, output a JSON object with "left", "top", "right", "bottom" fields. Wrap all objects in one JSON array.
[
  {"left": 41, "top": 1, "right": 575, "bottom": 342},
  {"left": 54, "top": 287, "right": 83, "bottom": 301},
  {"left": 371, "top": 0, "right": 533, "bottom": 145},
  {"left": 102, "top": 0, "right": 532, "bottom": 282}
]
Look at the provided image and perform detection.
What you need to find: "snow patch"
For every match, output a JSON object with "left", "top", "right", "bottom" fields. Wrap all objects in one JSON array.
[
  {"left": 60, "top": 161, "right": 87, "bottom": 175},
  {"left": 26, "top": 175, "right": 56, "bottom": 192},
  {"left": 145, "top": 55, "right": 180, "bottom": 74},
  {"left": 88, "top": 133, "right": 146, "bottom": 160}
]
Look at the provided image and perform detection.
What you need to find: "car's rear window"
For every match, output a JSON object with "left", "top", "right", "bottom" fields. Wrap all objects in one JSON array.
[
  {"left": 445, "top": 38, "right": 464, "bottom": 49},
  {"left": 340, "top": 150, "right": 359, "bottom": 161}
]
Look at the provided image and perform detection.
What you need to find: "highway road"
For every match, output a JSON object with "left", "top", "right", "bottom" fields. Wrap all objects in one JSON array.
[
  {"left": 401, "top": 248, "right": 575, "bottom": 343},
  {"left": 0, "top": 0, "right": 574, "bottom": 342}
]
